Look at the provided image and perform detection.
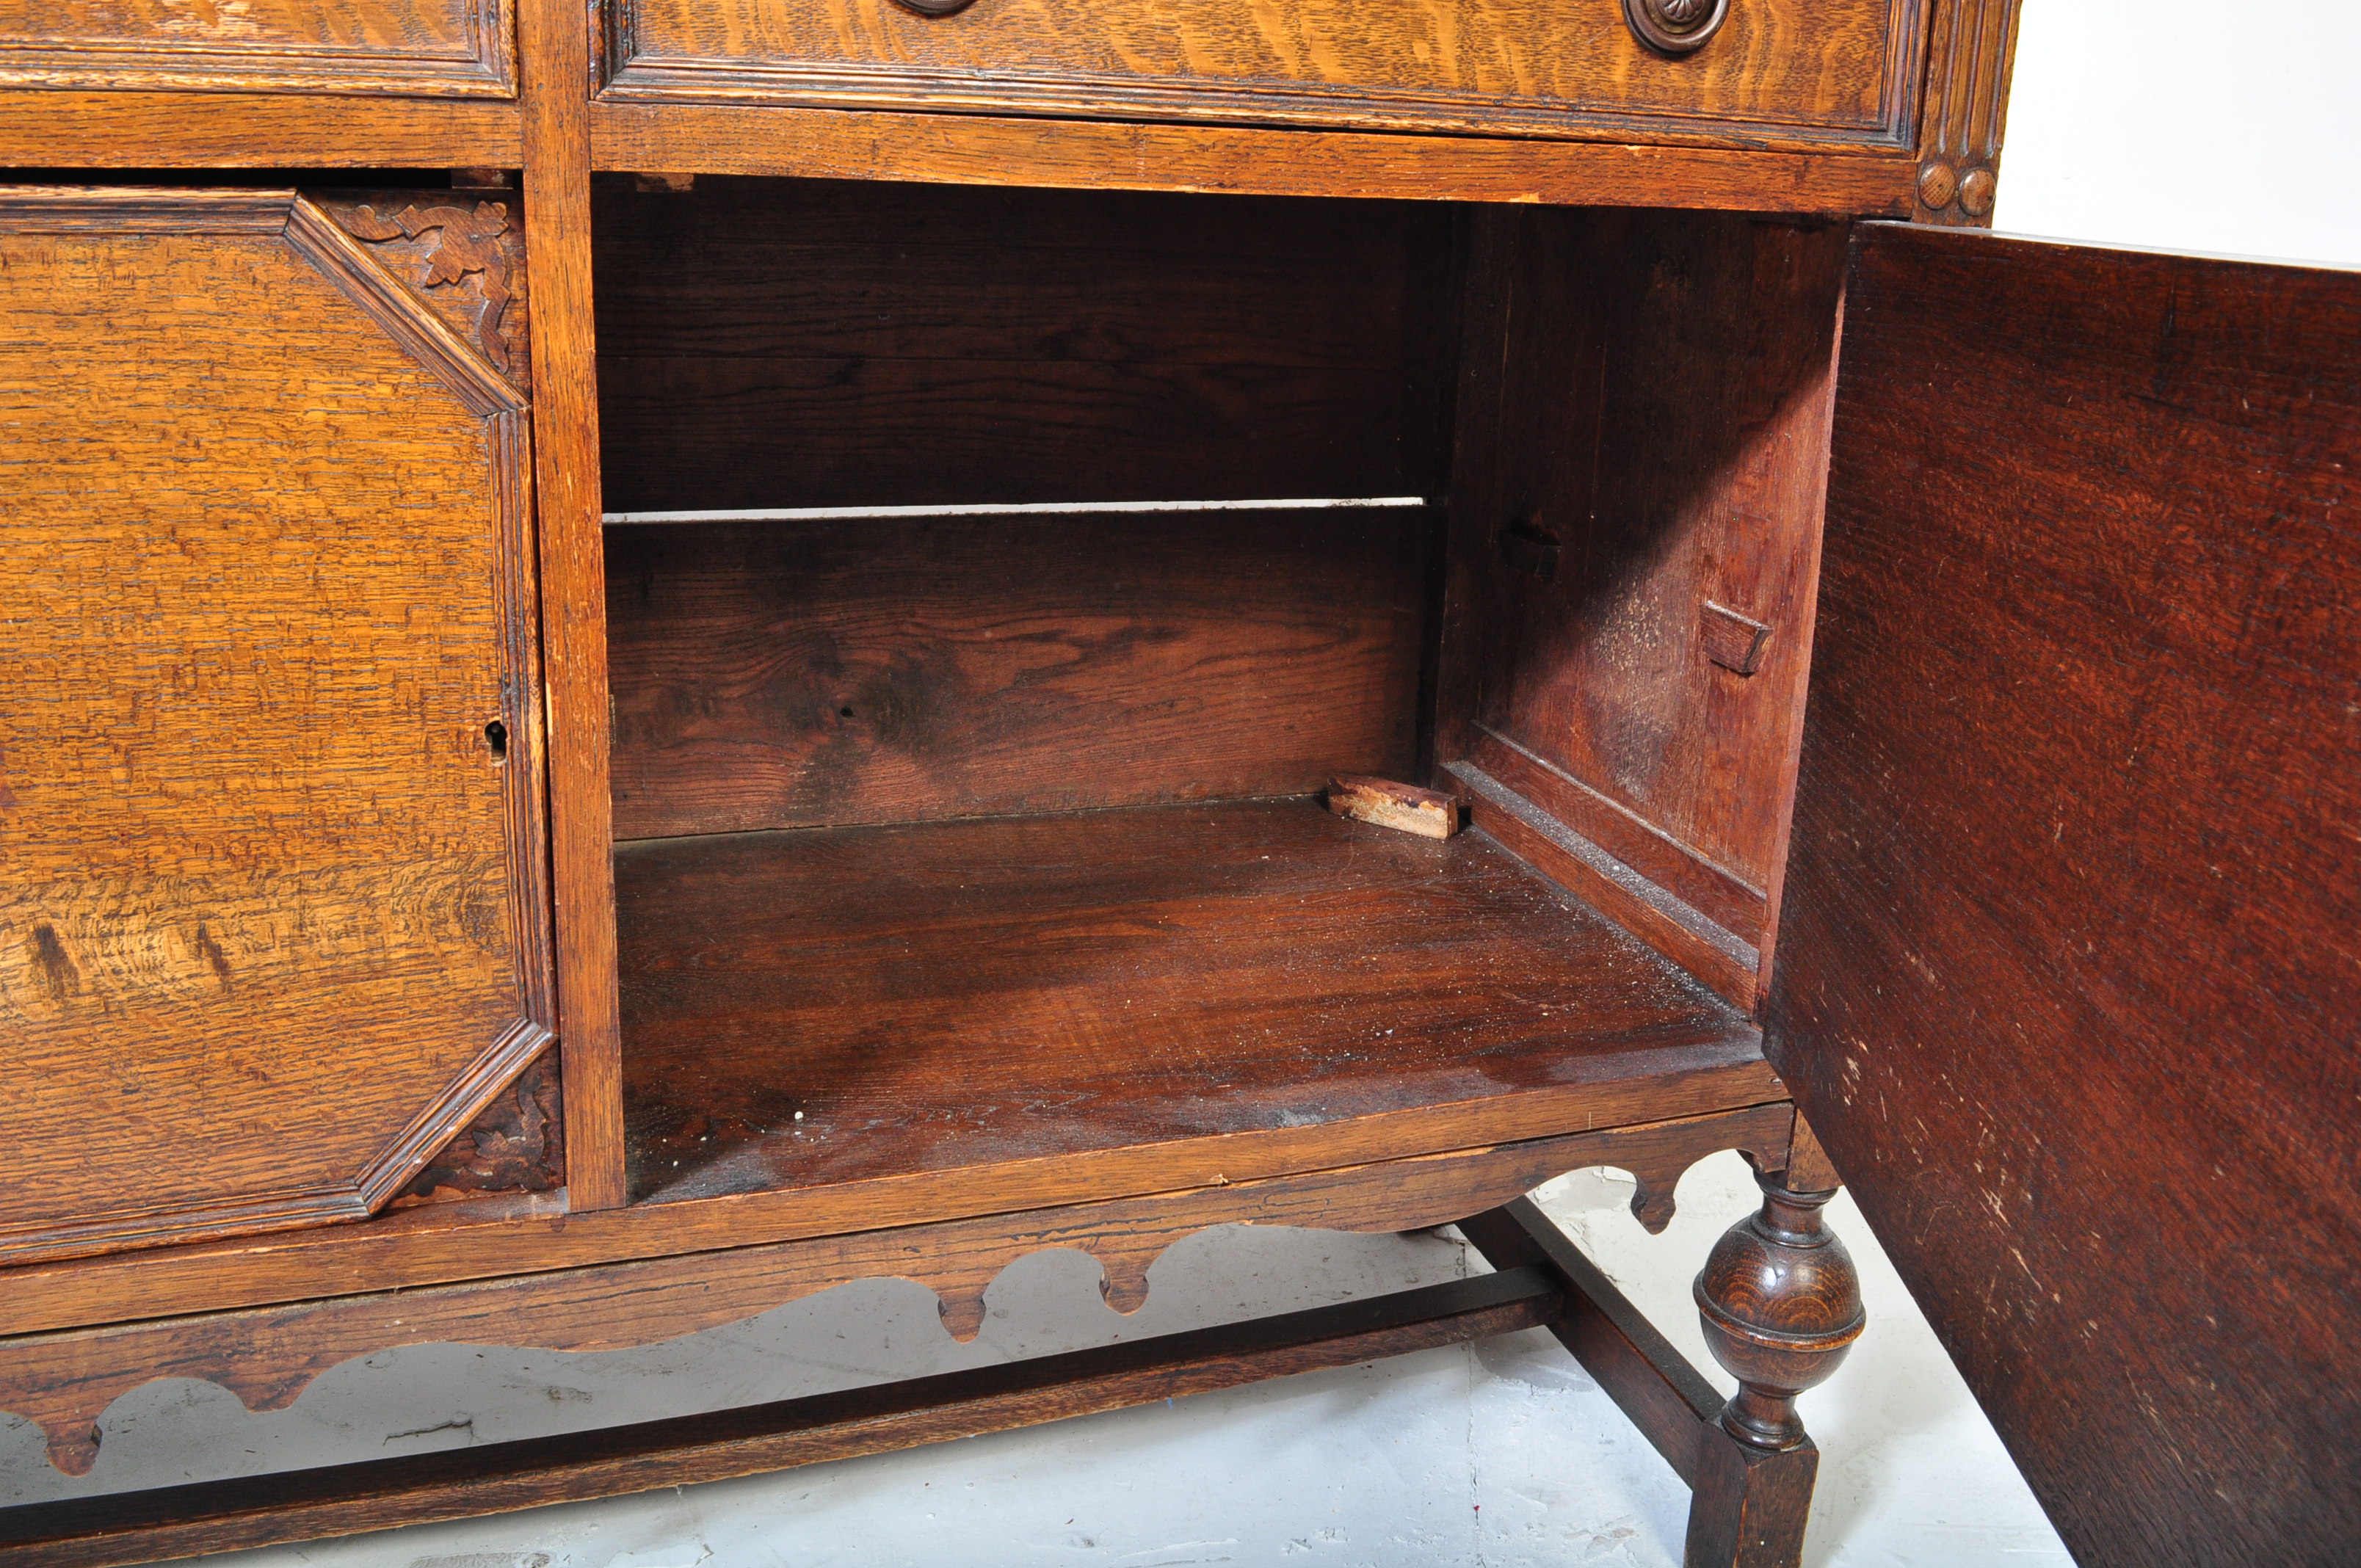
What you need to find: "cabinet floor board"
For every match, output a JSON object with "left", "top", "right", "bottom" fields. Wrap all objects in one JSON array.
[{"left": 617, "top": 796, "right": 1758, "bottom": 1205}]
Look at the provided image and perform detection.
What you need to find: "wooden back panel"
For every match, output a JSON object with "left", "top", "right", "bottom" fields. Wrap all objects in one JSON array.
[
  {"left": 607, "top": 507, "right": 1434, "bottom": 838},
  {"left": 592, "top": 176, "right": 1454, "bottom": 511},
  {"left": 0, "top": 189, "right": 552, "bottom": 1265},
  {"left": 1771, "top": 225, "right": 2361, "bottom": 1564},
  {"left": 1437, "top": 208, "right": 1848, "bottom": 1008}
]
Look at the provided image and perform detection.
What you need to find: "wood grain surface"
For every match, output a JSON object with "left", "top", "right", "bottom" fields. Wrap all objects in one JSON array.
[
  {"left": 1910, "top": 0, "right": 2020, "bottom": 225},
  {"left": 601, "top": 0, "right": 1913, "bottom": 150},
  {"left": 0, "top": 1106, "right": 1790, "bottom": 1476},
  {"left": 1435, "top": 207, "right": 1846, "bottom": 1006},
  {"left": 616, "top": 796, "right": 1760, "bottom": 1202},
  {"left": 0, "top": 1269, "right": 1558, "bottom": 1566},
  {"left": 1771, "top": 225, "right": 2361, "bottom": 1565},
  {"left": 594, "top": 176, "right": 1451, "bottom": 511},
  {"left": 521, "top": 0, "right": 630, "bottom": 1210},
  {"left": 0, "top": 92, "right": 523, "bottom": 169},
  {"left": 589, "top": 104, "right": 1921, "bottom": 215},
  {"left": 606, "top": 509, "right": 1431, "bottom": 837},
  {"left": 0, "top": 0, "right": 513, "bottom": 97},
  {"left": 0, "top": 189, "right": 552, "bottom": 1266}
]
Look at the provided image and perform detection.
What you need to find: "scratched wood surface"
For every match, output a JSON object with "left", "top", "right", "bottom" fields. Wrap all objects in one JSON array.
[
  {"left": 0, "top": 190, "right": 552, "bottom": 1267},
  {"left": 0, "top": 1106, "right": 1789, "bottom": 1477},
  {"left": 617, "top": 796, "right": 1760, "bottom": 1203},
  {"left": 1434, "top": 207, "right": 1846, "bottom": 1006},
  {"left": 1770, "top": 225, "right": 2361, "bottom": 1565},
  {"left": 602, "top": 0, "right": 1912, "bottom": 150},
  {"left": 0, "top": 0, "right": 514, "bottom": 97}
]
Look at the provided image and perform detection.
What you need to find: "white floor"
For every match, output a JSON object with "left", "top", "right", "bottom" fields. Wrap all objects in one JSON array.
[{"left": 1, "top": 1153, "right": 2067, "bottom": 1567}]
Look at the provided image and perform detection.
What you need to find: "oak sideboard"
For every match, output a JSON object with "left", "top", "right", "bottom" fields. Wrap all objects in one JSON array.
[{"left": 1, "top": 1, "right": 2354, "bottom": 1564}]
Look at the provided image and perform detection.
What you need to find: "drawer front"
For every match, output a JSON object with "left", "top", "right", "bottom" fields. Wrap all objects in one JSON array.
[
  {"left": 0, "top": 187, "right": 551, "bottom": 1266},
  {"left": 603, "top": 0, "right": 1918, "bottom": 148},
  {"left": 0, "top": 0, "right": 513, "bottom": 97}
]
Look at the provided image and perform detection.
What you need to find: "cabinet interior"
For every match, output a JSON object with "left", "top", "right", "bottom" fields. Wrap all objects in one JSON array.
[{"left": 592, "top": 175, "right": 1843, "bottom": 1206}]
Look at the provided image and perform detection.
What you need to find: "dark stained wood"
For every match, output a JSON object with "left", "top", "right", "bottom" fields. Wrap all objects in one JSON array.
[
  {"left": 1434, "top": 207, "right": 1847, "bottom": 1005},
  {"left": 606, "top": 510, "right": 1430, "bottom": 838},
  {"left": 519, "top": 0, "right": 628, "bottom": 1211},
  {"left": 592, "top": 174, "right": 1442, "bottom": 366},
  {"left": 396, "top": 1048, "right": 565, "bottom": 1207},
  {"left": 0, "top": 1054, "right": 1788, "bottom": 1340},
  {"left": 1463, "top": 1180, "right": 1844, "bottom": 1568},
  {"left": 589, "top": 104, "right": 1921, "bottom": 217},
  {"left": 1770, "top": 225, "right": 2361, "bottom": 1565},
  {"left": 0, "top": 1269, "right": 1557, "bottom": 1568},
  {"left": 598, "top": 0, "right": 1915, "bottom": 150},
  {"left": 594, "top": 177, "right": 1452, "bottom": 512},
  {"left": 606, "top": 356, "right": 1440, "bottom": 509},
  {"left": 0, "top": 188, "right": 552, "bottom": 1266},
  {"left": 1453, "top": 758, "right": 1762, "bottom": 1010},
  {"left": 617, "top": 796, "right": 1763, "bottom": 1203},
  {"left": 1686, "top": 1425, "right": 1820, "bottom": 1568},
  {"left": 0, "top": 92, "right": 523, "bottom": 169},
  {"left": 1693, "top": 1174, "right": 1863, "bottom": 1453},
  {"left": 0, "top": 0, "right": 512, "bottom": 98},
  {"left": 0, "top": 1107, "right": 1791, "bottom": 1473},
  {"left": 1911, "top": 0, "right": 2021, "bottom": 225}
]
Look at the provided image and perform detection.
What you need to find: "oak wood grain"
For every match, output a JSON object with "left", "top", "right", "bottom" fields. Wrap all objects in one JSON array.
[
  {"left": 601, "top": 0, "right": 1914, "bottom": 150},
  {"left": 0, "top": 0, "right": 513, "bottom": 98},
  {"left": 1434, "top": 206, "right": 1846, "bottom": 1006},
  {"left": 1910, "top": 0, "right": 2021, "bottom": 225},
  {"left": 593, "top": 175, "right": 1452, "bottom": 511},
  {"left": 520, "top": 0, "right": 628, "bottom": 1211},
  {"left": 588, "top": 104, "right": 1921, "bottom": 216},
  {"left": 0, "top": 1048, "right": 1785, "bottom": 1340},
  {"left": 0, "top": 188, "right": 552, "bottom": 1266},
  {"left": 606, "top": 510, "right": 1431, "bottom": 837},
  {"left": 0, "top": 1107, "right": 1788, "bottom": 1476},
  {"left": 0, "top": 92, "right": 523, "bottom": 169},
  {"left": 1773, "top": 224, "right": 2361, "bottom": 1566},
  {"left": 0, "top": 1269, "right": 1556, "bottom": 1566},
  {"left": 616, "top": 796, "right": 1759, "bottom": 1203}
]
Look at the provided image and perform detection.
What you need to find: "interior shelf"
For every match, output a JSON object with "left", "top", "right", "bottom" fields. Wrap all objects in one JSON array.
[{"left": 615, "top": 796, "right": 1763, "bottom": 1206}]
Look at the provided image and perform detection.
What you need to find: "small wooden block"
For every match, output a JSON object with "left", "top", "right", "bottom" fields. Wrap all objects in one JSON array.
[
  {"left": 1701, "top": 600, "right": 1774, "bottom": 676},
  {"left": 1327, "top": 774, "right": 1462, "bottom": 839}
]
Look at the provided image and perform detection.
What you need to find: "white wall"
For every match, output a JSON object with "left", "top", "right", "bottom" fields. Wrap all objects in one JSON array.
[{"left": 1997, "top": 0, "right": 2361, "bottom": 266}]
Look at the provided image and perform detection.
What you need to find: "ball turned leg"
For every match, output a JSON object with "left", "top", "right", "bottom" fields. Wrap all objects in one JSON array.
[{"left": 1683, "top": 1168, "right": 1865, "bottom": 1568}]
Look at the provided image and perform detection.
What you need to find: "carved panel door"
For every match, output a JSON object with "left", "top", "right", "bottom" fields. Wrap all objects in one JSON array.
[
  {"left": 1768, "top": 224, "right": 2361, "bottom": 1564},
  {"left": 0, "top": 187, "right": 554, "bottom": 1266}
]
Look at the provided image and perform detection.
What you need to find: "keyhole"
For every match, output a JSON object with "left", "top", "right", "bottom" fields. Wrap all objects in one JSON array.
[{"left": 485, "top": 719, "right": 509, "bottom": 760}]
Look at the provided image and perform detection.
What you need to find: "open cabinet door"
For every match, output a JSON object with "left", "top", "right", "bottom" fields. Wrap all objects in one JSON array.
[{"left": 1766, "top": 223, "right": 2360, "bottom": 1566}]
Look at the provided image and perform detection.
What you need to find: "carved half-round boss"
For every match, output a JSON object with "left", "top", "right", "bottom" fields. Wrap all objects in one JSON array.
[{"left": 1622, "top": 0, "right": 1730, "bottom": 54}]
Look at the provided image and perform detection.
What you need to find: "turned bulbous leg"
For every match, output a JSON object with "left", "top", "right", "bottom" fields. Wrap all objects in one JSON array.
[{"left": 1693, "top": 1170, "right": 1865, "bottom": 1452}]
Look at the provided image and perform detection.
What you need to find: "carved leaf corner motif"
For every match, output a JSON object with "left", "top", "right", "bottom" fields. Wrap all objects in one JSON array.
[{"left": 341, "top": 199, "right": 521, "bottom": 380}]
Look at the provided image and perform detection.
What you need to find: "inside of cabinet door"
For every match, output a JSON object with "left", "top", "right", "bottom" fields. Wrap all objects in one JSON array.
[
  {"left": 589, "top": 176, "right": 1832, "bottom": 1208},
  {"left": 1769, "top": 223, "right": 2361, "bottom": 1564}
]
